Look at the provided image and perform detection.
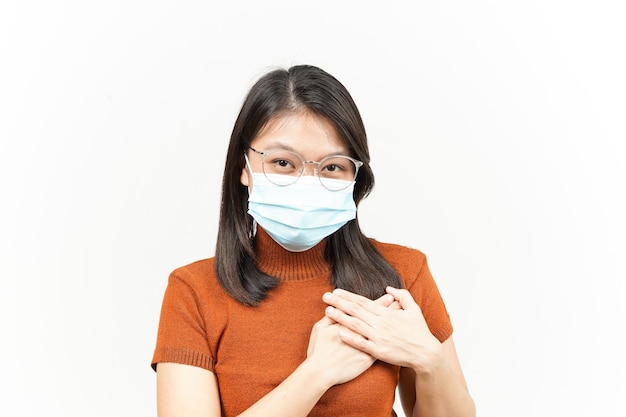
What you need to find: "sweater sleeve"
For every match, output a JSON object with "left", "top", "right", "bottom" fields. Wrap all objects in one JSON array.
[
  {"left": 406, "top": 254, "right": 454, "bottom": 343},
  {"left": 151, "top": 270, "right": 216, "bottom": 372}
]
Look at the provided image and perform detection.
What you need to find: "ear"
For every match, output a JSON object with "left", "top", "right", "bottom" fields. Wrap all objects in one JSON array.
[{"left": 240, "top": 164, "right": 251, "bottom": 187}]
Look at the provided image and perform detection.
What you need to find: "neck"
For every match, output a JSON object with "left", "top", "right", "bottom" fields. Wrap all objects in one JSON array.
[{"left": 254, "top": 226, "right": 330, "bottom": 281}]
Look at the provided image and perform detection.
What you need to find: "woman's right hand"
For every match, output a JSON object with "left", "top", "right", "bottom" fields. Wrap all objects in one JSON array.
[
  {"left": 306, "top": 316, "right": 375, "bottom": 386},
  {"left": 305, "top": 292, "right": 399, "bottom": 387}
]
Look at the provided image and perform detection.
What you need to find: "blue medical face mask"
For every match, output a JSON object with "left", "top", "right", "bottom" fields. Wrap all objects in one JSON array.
[{"left": 245, "top": 159, "right": 357, "bottom": 252}]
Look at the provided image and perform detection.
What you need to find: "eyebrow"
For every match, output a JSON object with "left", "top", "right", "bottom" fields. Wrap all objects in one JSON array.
[
  {"left": 262, "top": 141, "right": 351, "bottom": 158},
  {"left": 264, "top": 141, "right": 298, "bottom": 152}
]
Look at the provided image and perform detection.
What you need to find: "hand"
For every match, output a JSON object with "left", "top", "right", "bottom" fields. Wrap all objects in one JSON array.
[
  {"left": 305, "top": 316, "right": 375, "bottom": 386},
  {"left": 305, "top": 292, "right": 399, "bottom": 387},
  {"left": 322, "top": 287, "right": 443, "bottom": 373}
]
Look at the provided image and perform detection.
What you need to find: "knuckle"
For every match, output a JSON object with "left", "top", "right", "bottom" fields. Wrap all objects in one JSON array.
[
  {"left": 344, "top": 302, "right": 362, "bottom": 316},
  {"left": 344, "top": 305, "right": 357, "bottom": 316}
]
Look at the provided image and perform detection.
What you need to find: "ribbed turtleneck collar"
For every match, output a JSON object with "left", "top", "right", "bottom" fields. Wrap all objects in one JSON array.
[{"left": 254, "top": 226, "right": 331, "bottom": 281}]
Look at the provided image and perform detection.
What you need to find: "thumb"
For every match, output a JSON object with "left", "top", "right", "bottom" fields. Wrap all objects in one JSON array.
[
  {"left": 319, "top": 315, "right": 336, "bottom": 326},
  {"left": 373, "top": 292, "right": 395, "bottom": 307},
  {"left": 385, "top": 286, "right": 419, "bottom": 311}
]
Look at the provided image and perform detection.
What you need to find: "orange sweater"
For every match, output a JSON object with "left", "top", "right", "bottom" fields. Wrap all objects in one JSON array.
[{"left": 152, "top": 228, "right": 453, "bottom": 416}]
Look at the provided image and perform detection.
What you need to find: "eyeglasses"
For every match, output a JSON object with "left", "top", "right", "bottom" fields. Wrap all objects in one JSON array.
[{"left": 248, "top": 146, "right": 363, "bottom": 191}]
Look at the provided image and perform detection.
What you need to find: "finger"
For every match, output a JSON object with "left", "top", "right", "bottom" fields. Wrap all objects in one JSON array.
[
  {"left": 376, "top": 294, "right": 400, "bottom": 311},
  {"left": 308, "top": 315, "right": 337, "bottom": 356},
  {"left": 337, "top": 324, "right": 363, "bottom": 341},
  {"left": 337, "top": 326, "right": 377, "bottom": 356},
  {"left": 385, "top": 287, "right": 420, "bottom": 311},
  {"left": 374, "top": 293, "right": 395, "bottom": 307},
  {"left": 324, "top": 289, "right": 389, "bottom": 317},
  {"left": 325, "top": 305, "right": 375, "bottom": 340},
  {"left": 323, "top": 292, "right": 379, "bottom": 324},
  {"left": 315, "top": 315, "right": 335, "bottom": 327}
]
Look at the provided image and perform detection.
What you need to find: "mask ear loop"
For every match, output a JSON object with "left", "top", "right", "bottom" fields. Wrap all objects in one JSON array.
[
  {"left": 243, "top": 152, "right": 255, "bottom": 178},
  {"left": 243, "top": 152, "right": 256, "bottom": 191},
  {"left": 243, "top": 151, "right": 258, "bottom": 238}
]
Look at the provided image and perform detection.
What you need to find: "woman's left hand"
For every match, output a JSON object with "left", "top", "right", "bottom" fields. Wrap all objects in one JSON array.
[{"left": 322, "top": 286, "right": 443, "bottom": 373}]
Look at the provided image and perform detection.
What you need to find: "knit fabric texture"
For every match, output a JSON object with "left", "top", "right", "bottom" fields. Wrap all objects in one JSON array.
[{"left": 151, "top": 228, "right": 453, "bottom": 416}]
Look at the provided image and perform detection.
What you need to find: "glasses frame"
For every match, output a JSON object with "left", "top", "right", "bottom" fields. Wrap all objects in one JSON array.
[{"left": 248, "top": 146, "right": 363, "bottom": 191}]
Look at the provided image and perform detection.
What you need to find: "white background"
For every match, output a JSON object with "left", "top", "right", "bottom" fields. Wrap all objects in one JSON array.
[{"left": 1, "top": 1, "right": 625, "bottom": 416}]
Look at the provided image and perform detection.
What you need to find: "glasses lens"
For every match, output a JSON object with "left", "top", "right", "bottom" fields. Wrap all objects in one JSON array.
[
  {"left": 319, "top": 156, "right": 358, "bottom": 191},
  {"left": 262, "top": 149, "right": 304, "bottom": 186}
]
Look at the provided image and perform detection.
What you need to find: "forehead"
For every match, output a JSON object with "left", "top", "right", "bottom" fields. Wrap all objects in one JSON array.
[{"left": 251, "top": 112, "right": 349, "bottom": 157}]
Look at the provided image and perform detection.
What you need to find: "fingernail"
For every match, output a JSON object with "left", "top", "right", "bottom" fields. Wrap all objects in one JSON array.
[{"left": 322, "top": 292, "right": 331, "bottom": 302}]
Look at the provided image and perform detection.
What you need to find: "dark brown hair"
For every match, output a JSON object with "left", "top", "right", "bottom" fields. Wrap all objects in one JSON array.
[{"left": 215, "top": 64, "right": 403, "bottom": 305}]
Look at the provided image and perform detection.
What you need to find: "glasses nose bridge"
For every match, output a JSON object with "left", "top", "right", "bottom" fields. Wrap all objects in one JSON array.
[{"left": 301, "top": 160, "right": 320, "bottom": 176}]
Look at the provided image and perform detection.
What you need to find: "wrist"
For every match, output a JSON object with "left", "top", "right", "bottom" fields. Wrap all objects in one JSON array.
[
  {"left": 409, "top": 342, "right": 447, "bottom": 377},
  {"left": 299, "top": 357, "right": 335, "bottom": 392}
]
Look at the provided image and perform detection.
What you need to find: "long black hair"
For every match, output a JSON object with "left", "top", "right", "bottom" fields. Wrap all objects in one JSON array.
[{"left": 215, "top": 64, "right": 403, "bottom": 306}]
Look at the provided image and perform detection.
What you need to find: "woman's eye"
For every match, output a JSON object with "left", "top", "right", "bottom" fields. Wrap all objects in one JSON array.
[
  {"left": 322, "top": 163, "right": 348, "bottom": 173},
  {"left": 268, "top": 158, "right": 297, "bottom": 170}
]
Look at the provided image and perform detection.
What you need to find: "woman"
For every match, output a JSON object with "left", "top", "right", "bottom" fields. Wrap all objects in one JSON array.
[{"left": 152, "top": 64, "right": 475, "bottom": 417}]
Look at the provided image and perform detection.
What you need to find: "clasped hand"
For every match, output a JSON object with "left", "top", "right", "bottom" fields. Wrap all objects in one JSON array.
[
  {"left": 306, "top": 291, "right": 397, "bottom": 386},
  {"left": 322, "top": 286, "right": 443, "bottom": 374},
  {"left": 306, "top": 287, "right": 442, "bottom": 387}
]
